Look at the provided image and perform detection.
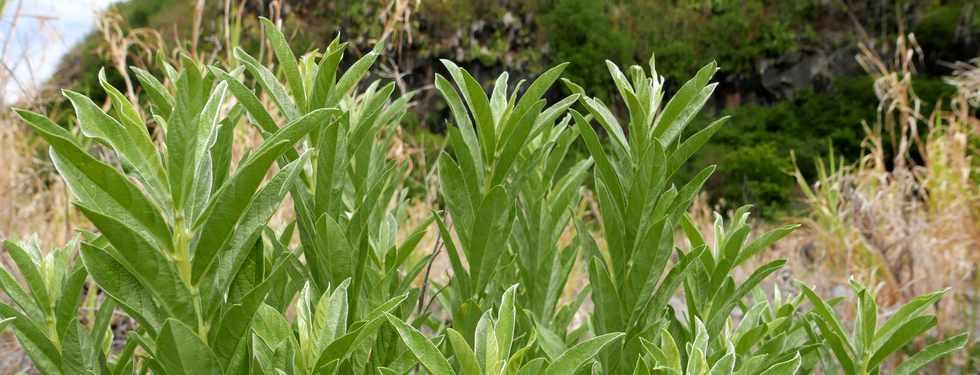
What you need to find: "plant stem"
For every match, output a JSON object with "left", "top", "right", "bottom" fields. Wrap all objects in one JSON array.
[{"left": 173, "top": 214, "right": 207, "bottom": 341}]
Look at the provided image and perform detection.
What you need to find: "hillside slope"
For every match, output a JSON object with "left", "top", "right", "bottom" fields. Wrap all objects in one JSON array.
[{"left": 46, "top": 0, "right": 980, "bottom": 213}]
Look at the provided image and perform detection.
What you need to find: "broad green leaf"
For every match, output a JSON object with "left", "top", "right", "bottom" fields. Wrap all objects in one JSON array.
[
  {"left": 572, "top": 109, "right": 625, "bottom": 210},
  {"left": 209, "top": 107, "right": 240, "bottom": 190},
  {"left": 708, "top": 352, "right": 735, "bottom": 375},
  {"left": 168, "top": 79, "right": 227, "bottom": 217},
  {"left": 55, "top": 264, "right": 88, "bottom": 340},
  {"left": 448, "top": 328, "right": 481, "bottom": 375},
  {"left": 16, "top": 109, "right": 172, "bottom": 251},
  {"left": 326, "top": 45, "right": 379, "bottom": 106},
  {"left": 79, "top": 243, "right": 163, "bottom": 333},
  {"left": 191, "top": 109, "right": 326, "bottom": 282},
  {"left": 435, "top": 74, "right": 483, "bottom": 182},
  {"left": 313, "top": 294, "right": 407, "bottom": 368},
  {"left": 131, "top": 66, "right": 174, "bottom": 114},
  {"left": 660, "top": 329, "right": 682, "bottom": 372},
  {"left": 234, "top": 47, "right": 300, "bottom": 120},
  {"left": 91, "top": 297, "right": 117, "bottom": 357},
  {"left": 581, "top": 96, "right": 629, "bottom": 156},
  {"left": 534, "top": 318, "right": 568, "bottom": 361},
  {"left": 653, "top": 62, "right": 717, "bottom": 145},
  {"left": 214, "top": 68, "right": 279, "bottom": 134},
  {"left": 442, "top": 59, "right": 495, "bottom": 164},
  {"left": 490, "top": 72, "right": 509, "bottom": 125},
  {"left": 873, "top": 289, "right": 945, "bottom": 349},
  {"left": 490, "top": 100, "right": 544, "bottom": 187},
  {"left": 735, "top": 224, "right": 800, "bottom": 266},
  {"left": 438, "top": 152, "right": 477, "bottom": 231},
  {"left": 61, "top": 319, "right": 98, "bottom": 375},
  {"left": 707, "top": 260, "right": 785, "bottom": 334},
  {"left": 891, "top": 333, "right": 968, "bottom": 375},
  {"left": 854, "top": 287, "right": 877, "bottom": 358},
  {"left": 260, "top": 17, "right": 307, "bottom": 112},
  {"left": 156, "top": 319, "right": 221, "bottom": 375},
  {"left": 867, "top": 315, "right": 936, "bottom": 369},
  {"left": 315, "top": 279, "right": 350, "bottom": 348},
  {"left": 316, "top": 214, "right": 355, "bottom": 289},
  {"left": 310, "top": 42, "right": 345, "bottom": 109},
  {"left": 385, "top": 313, "right": 455, "bottom": 375},
  {"left": 252, "top": 304, "right": 291, "bottom": 350},
  {"left": 74, "top": 204, "right": 194, "bottom": 325},
  {"left": 496, "top": 284, "right": 518, "bottom": 359},
  {"left": 758, "top": 353, "right": 802, "bottom": 375},
  {"left": 808, "top": 312, "right": 855, "bottom": 375},
  {"left": 638, "top": 245, "right": 705, "bottom": 328},
  {"left": 543, "top": 332, "right": 624, "bottom": 375},
  {"left": 207, "top": 154, "right": 306, "bottom": 310},
  {"left": 89, "top": 73, "right": 166, "bottom": 203},
  {"left": 588, "top": 257, "right": 624, "bottom": 335},
  {"left": 0, "top": 304, "right": 61, "bottom": 373},
  {"left": 667, "top": 116, "right": 727, "bottom": 177},
  {"left": 211, "top": 257, "right": 289, "bottom": 366},
  {"left": 800, "top": 285, "right": 853, "bottom": 357},
  {"left": 0, "top": 245, "right": 45, "bottom": 318},
  {"left": 483, "top": 314, "right": 501, "bottom": 373},
  {"left": 515, "top": 62, "right": 568, "bottom": 114},
  {"left": 518, "top": 358, "right": 547, "bottom": 375},
  {"left": 686, "top": 347, "right": 707, "bottom": 375},
  {"left": 474, "top": 310, "right": 492, "bottom": 369},
  {"left": 314, "top": 115, "right": 348, "bottom": 215},
  {"left": 468, "top": 185, "right": 512, "bottom": 288}
]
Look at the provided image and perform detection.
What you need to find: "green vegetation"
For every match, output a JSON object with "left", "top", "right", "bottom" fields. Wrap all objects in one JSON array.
[
  {"left": 694, "top": 76, "right": 878, "bottom": 213},
  {"left": 1, "top": 18, "right": 966, "bottom": 374},
  {"left": 802, "top": 282, "right": 968, "bottom": 375},
  {"left": 689, "top": 76, "right": 958, "bottom": 214},
  {"left": 539, "top": 0, "right": 633, "bottom": 99}
]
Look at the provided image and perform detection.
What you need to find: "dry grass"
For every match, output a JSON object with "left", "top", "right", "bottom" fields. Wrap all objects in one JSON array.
[
  {"left": 0, "top": 0, "right": 86, "bottom": 249},
  {"left": 0, "top": 2, "right": 84, "bottom": 372},
  {"left": 677, "top": 33, "right": 979, "bottom": 373},
  {"left": 733, "top": 34, "right": 980, "bottom": 371},
  {"left": 0, "top": 114, "right": 78, "bottom": 247}
]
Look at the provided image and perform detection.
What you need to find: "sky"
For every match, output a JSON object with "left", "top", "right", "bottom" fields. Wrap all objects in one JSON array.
[{"left": 1, "top": 0, "right": 121, "bottom": 102}]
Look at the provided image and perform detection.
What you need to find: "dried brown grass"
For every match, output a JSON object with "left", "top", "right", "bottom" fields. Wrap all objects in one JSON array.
[
  {"left": 731, "top": 34, "right": 980, "bottom": 371},
  {"left": 0, "top": 2, "right": 82, "bottom": 372},
  {"left": 677, "top": 34, "right": 979, "bottom": 373},
  {"left": 0, "top": 0, "right": 85, "bottom": 249}
]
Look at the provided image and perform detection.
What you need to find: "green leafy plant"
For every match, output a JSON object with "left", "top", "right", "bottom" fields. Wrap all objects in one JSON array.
[
  {"left": 0, "top": 238, "right": 105, "bottom": 374},
  {"left": 0, "top": 17, "right": 967, "bottom": 375},
  {"left": 433, "top": 59, "right": 577, "bottom": 341},
  {"left": 565, "top": 56, "right": 725, "bottom": 373},
  {"left": 635, "top": 317, "right": 803, "bottom": 375},
  {"left": 15, "top": 50, "right": 318, "bottom": 373},
  {"left": 250, "top": 279, "right": 409, "bottom": 374},
  {"left": 387, "top": 284, "right": 624, "bottom": 375},
  {"left": 673, "top": 208, "right": 810, "bottom": 373},
  {"left": 802, "top": 281, "right": 968, "bottom": 375}
]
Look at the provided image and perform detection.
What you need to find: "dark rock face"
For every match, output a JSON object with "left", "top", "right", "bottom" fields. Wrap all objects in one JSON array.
[{"left": 760, "top": 46, "right": 862, "bottom": 101}]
